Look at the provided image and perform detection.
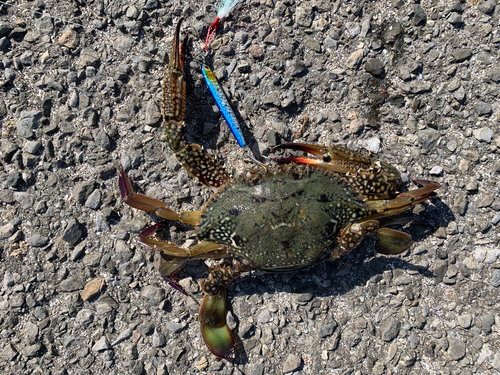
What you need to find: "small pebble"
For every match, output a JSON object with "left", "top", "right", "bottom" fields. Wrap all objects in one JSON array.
[
  {"left": 248, "top": 44, "right": 264, "bottom": 59},
  {"left": 282, "top": 354, "right": 302, "bottom": 373},
  {"left": 349, "top": 118, "right": 364, "bottom": 134},
  {"left": 364, "top": 137, "right": 381, "bottom": 153},
  {"left": 429, "top": 166, "right": 443, "bottom": 176},
  {"left": 492, "top": 213, "right": 500, "bottom": 226},
  {"left": 474, "top": 127, "right": 494, "bottom": 143}
]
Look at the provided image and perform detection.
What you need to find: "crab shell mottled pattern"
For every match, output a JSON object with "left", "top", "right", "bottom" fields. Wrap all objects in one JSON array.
[{"left": 189, "top": 164, "right": 375, "bottom": 271}]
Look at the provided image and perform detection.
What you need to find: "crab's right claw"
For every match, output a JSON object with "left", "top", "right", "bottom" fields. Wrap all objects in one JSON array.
[
  {"left": 199, "top": 289, "right": 235, "bottom": 359},
  {"left": 272, "top": 143, "right": 327, "bottom": 165}
]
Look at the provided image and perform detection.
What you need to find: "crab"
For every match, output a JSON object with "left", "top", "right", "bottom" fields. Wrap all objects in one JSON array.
[{"left": 118, "top": 18, "right": 440, "bottom": 359}]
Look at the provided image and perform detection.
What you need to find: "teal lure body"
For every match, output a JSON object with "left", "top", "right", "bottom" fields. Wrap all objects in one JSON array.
[{"left": 202, "top": 64, "right": 246, "bottom": 148}]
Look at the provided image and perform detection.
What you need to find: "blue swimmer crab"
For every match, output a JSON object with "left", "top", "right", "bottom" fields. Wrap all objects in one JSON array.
[{"left": 119, "top": 18, "right": 440, "bottom": 358}]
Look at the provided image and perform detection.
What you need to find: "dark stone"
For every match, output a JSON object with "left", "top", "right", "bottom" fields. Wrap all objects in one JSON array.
[
  {"left": 2, "top": 139, "right": 19, "bottom": 162},
  {"left": 474, "top": 101, "right": 493, "bottom": 116},
  {"left": 289, "top": 59, "right": 306, "bottom": 77},
  {"left": 318, "top": 321, "right": 338, "bottom": 338},
  {"left": 418, "top": 129, "right": 440, "bottom": 150},
  {"left": 380, "top": 317, "right": 400, "bottom": 341},
  {"left": 479, "top": 0, "right": 495, "bottom": 14},
  {"left": 448, "top": 12, "right": 463, "bottom": 25},
  {"left": 73, "top": 180, "right": 96, "bottom": 204},
  {"left": 434, "top": 262, "right": 448, "bottom": 284},
  {"left": 413, "top": 4, "right": 427, "bottom": 25},
  {"left": 141, "top": 286, "right": 165, "bottom": 305},
  {"left": 388, "top": 95, "right": 405, "bottom": 108},
  {"left": 382, "top": 21, "right": 403, "bottom": 43},
  {"left": 364, "top": 59, "right": 384, "bottom": 76},
  {"left": 491, "top": 270, "right": 500, "bottom": 287},
  {"left": 282, "top": 354, "right": 302, "bottom": 373},
  {"left": 138, "top": 322, "right": 156, "bottom": 335},
  {"left": 0, "top": 21, "right": 13, "bottom": 37},
  {"left": 26, "top": 234, "right": 49, "bottom": 247},
  {"left": 478, "top": 312, "right": 495, "bottom": 333},
  {"left": 62, "top": 218, "right": 84, "bottom": 246},
  {"left": 22, "top": 343, "right": 43, "bottom": 358},
  {"left": 95, "top": 130, "right": 112, "bottom": 150},
  {"left": 9, "top": 27, "right": 27, "bottom": 39},
  {"left": 0, "top": 343, "right": 18, "bottom": 361},
  {"left": 0, "top": 36, "right": 10, "bottom": 51},
  {"left": 447, "top": 338, "right": 465, "bottom": 360},
  {"left": 3, "top": 170, "right": 22, "bottom": 189},
  {"left": 452, "top": 48, "right": 472, "bottom": 63},
  {"left": 59, "top": 277, "right": 85, "bottom": 292}
]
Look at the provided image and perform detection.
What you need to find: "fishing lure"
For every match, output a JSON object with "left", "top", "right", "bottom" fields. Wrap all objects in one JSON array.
[
  {"left": 203, "top": 0, "right": 244, "bottom": 52},
  {"left": 202, "top": 64, "right": 246, "bottom": 148}
]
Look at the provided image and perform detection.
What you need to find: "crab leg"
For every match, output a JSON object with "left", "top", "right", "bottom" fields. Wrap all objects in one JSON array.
[
  {"left": 163, "top": 18, "right": 230, "bottom": 189},
  {"left": 119, "top": 168, "right": 201, "bottom": 224},
  {"left": 363, "top": 180, "right": 440, "bottom": 219},
  {"left": 136, "top": 223, "right": 231, "bottom": 294},
  {"left": 333, "top": 180, "right": 440, "bottom": 257},
  {"left": 138, "top": 223, "right": 228, "bottom": 258},
  {"left": 139, "top": 220, "right": 237, "bottom": 358}
]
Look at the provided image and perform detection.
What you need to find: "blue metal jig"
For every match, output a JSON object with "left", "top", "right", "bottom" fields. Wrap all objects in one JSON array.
[{"left": 202, "top": 64, "right": 246, "bottom": 148}]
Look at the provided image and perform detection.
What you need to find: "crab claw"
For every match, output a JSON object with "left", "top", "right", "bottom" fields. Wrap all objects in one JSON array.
[
  {"left": 199, "top": 289, "right": 234, "bottom": 359},
  {"left": 272, "top": 143, "right": 327, "bottom": 165},
  {"left": 272, "top": 142, "right": 326, "bottom": 156},
  {"left": 375, "top": 228, "right": 413, "bottom": 255}
]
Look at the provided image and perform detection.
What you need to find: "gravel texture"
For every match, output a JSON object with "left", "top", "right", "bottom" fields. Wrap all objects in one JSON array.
[{"left": 1, "top": 0, "right": 500, "bottom": 374}]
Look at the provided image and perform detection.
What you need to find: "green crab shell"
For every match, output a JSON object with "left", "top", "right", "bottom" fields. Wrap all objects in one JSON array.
[{"left": 189, "top": 165, "right": 375, "bottom": 271}]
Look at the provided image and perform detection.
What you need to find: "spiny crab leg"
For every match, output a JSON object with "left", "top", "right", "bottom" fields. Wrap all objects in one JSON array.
[
  {"left": 163, "top": 18, "right": 230, "bottom": 189},
  {"left": 137, "top": 222, "right": 232, "bottom": 296}
]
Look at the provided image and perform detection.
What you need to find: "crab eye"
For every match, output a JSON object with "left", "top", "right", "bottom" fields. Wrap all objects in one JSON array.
[{"left": 323, "top": 154, "right": 331, "bottom": 163}]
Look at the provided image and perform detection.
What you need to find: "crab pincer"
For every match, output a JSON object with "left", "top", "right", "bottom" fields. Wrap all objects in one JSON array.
[{"left": 199, "top": 289, "right": 235, "bottom": 359}]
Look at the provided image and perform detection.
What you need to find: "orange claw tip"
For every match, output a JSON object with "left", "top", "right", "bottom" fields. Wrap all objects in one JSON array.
[{"left": 273, "top": 156, "right": 320, "bottom": 166}]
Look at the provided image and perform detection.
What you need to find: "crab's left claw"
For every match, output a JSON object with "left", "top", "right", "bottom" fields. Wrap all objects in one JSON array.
[{"left": 199, "top": 289, "right": 234, "bottom": 359}]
